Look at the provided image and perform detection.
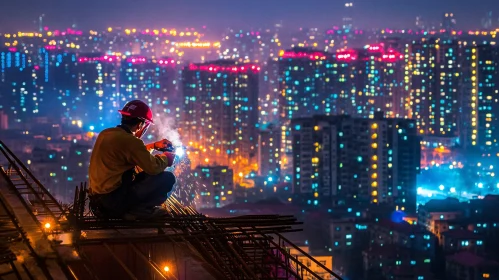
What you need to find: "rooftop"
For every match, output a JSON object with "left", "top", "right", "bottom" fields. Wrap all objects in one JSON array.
[
  {"left": 447, "top": 251, "right": 499, "bottom": 267},
  {"left": 442, "top": 229, "right": 482, "bottom": 239},
  {"left": 421, "top": 197, "right": 462, "bottom": 212},
  {"left": 376, "top": 219, "right": 427, "bottom": 235}
]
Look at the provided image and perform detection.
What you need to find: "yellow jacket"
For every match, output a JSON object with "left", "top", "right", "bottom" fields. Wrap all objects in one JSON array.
[{"left": 89, "top": 127, "right": 170, "bottom": 194}]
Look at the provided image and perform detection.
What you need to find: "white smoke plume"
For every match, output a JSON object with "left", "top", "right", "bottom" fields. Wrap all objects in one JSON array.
[{"left": 152, "top": 114, "right": 182, "bottom": 147}]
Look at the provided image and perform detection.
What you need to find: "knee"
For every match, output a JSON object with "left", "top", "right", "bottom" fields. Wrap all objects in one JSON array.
[{"left": 158, "top": 171, "right": 176, "bottom": 187}]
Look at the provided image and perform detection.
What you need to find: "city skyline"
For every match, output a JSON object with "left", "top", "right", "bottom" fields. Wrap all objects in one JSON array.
[
  {"left": 1, "top": 0, "right": 499, "bottom": 32},
  {"left": 1, "top": 2, "right": 499, "bottom": 279}
]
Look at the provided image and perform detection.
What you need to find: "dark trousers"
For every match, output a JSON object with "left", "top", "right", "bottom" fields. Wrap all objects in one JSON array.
[{"left": 91, "top": 171, "right": 176, "bottom": 218}]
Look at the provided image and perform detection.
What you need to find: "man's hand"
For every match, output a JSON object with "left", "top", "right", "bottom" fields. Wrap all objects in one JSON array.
[
  {"left": 153, "top": 139, "right": 173, "bottom": 150},
  {"left": 160, "top": 151, "right": 176, "bottom": 167}
]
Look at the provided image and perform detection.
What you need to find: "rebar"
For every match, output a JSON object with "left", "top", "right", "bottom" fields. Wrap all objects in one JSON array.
[{"left": 0, "top": 140, "right": 343, "bottom": 280}]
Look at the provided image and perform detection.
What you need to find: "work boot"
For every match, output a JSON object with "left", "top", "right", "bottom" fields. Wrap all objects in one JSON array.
[{"left": 123, "top": 207, "right": 169, "bottom": 221}]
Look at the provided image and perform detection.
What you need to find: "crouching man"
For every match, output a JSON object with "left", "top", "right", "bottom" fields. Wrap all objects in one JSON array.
[{"left": 88, "top": 100, "right": 176, "bottom": 220}]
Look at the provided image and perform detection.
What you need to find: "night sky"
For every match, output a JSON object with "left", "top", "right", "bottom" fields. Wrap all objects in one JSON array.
[{"left": 0, "top": 0, "right": 497, "bottom": 32}]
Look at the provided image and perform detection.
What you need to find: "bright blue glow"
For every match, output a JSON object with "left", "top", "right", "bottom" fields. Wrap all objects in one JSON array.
[
  {"left": 391, "top": 211, "right": 405, "bottom": 223},
  {"left": 175, "top": 147, "right": 185, "bottom": 157},
  {"left": 439, "top": 185, "right": 445, "bottom": 191},
  {"left": 268, "top": 177, "right": 273, "bottom": 182},
  {"left": 478, "top": 183, "right": 484, "bottom": 188},
  {"left": 89, "top": 126, "right": 95, "bottom": 131}
]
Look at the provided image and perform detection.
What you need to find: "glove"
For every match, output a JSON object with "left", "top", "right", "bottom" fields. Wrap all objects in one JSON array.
[
  {"left": 163, "top": 152, "right": 176, "bottom": 167},
  {"left": 153, "top": 139, "right": 173, "bottom": 151}
]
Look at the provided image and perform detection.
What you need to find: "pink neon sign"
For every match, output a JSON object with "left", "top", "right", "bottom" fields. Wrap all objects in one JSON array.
[
  {"left": 188, "top": 64, "right": 261, "bottom": 73},
  {"left": 280, "top": 51, "right": 327, "bottom": 60}
]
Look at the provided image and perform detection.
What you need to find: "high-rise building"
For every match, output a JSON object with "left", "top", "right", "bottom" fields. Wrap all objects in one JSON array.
[
  {"left": 119, "top": 56, "right": 177, "bottom": 105},
  {"left": 193, "top": 165, "right": 234, "bottom": 209},
  {"left": 119, "top": 56, "right": 179, "bottom": 139},
  {"left": 0, "top": 47, "right": 41, "bottom": 127},
  {"left": 461, "top": 45, "right": 499, "bottom": 156},
  {"left": 278, "top": 48, "right": 332, "bottom": 155},
  {"left": 291, "top": 113, "right": 420, "bottom": 212},
  {"left": 408, "top": 39, "right": 460, "bottom": 144},
  {"left": 257, "top": 123, "right": 281, "bottom": 181},
  {"left": 75, "top": 53, "right": 120, "bottom": 130},
  {"left": 220, "top": 29, "right": 280, "bottom": 64},
  {"left": 259, "top": 58, "right": 280, "bottom": 125},
  {"left": 345, "top": 45, "right": 407, "bottom": 118},
  {"left": 44, "top": 48, "right": 80, "bottom": 121},
  {"left": 182, "top": 60, "right": 259, "bottom": 178}
]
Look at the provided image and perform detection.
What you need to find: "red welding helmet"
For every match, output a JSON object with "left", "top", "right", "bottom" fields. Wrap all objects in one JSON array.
[{"left": 118, "top": 100, "right": 154, "bottom": 124}]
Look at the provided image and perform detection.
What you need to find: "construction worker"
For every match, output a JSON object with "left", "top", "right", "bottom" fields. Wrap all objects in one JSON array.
[{"left": 88, "top": 100, "right": 176, "bottom": 220}]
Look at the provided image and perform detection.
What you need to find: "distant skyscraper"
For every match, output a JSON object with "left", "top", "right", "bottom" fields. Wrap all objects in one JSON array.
[
  {"left": 119, "top": 57, "right": 178, "bottom": 112},
  {"left": 182, "top": 60, "right": 259, "bottom": 175},
  {"left": 0, "top": 47, "right": 40, "bottom": 127},
  {"left": 259, "top": 58, "right": 280, "bottom": 125},
  {"left": 291, "top": 113, "right": 420, "bottom": 212},
  {"left": 481, "top": 12, "right": 493, "bottom": 29},
  {"left": 415, "top": 16, "right": 425, "bottom": 30},
  {"left": 408, "top": 39, "right": 460, "bottom": 143},
  {"left": 75, "top": 53, "right": 120, "bottom": 129},
  {"left": 341, "top": 45, "right": 408, "bottom": 118},
  {"left": 194, "top": 166, "right": 234, "bottom": 209},
  {"left": 442, "top": 13, "right": 457, "bottom": 31},
  {"left": 343, "top": 2, "right": 354, "bottom": 30},
  {"left": 461, "top": 45, "right": 499, "bottom": 156},
  {"left": 220, "top": 29, "right": 279, "bottom": 64},
  {"left": 278, "top": 48, "right": 332, "bottom": 155},
  {"left": 257, "top": 123, "right": 281, "bottom": 180}
]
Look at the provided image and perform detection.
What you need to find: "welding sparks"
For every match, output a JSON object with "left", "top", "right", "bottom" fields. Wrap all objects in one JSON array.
[
  {"left": 166, "top": 143, "right": 204, "bottom": 208},
  {"left": 175, "top": 146, "right": 185, "bottom": 158},
  {"left": 150, "top": 115, "right": 205, "bottom": 208}
]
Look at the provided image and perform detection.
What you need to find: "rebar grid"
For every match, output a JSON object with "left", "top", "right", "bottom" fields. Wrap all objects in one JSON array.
[{"left": 0, "top": 140, "right": 342, "bottom": 280}]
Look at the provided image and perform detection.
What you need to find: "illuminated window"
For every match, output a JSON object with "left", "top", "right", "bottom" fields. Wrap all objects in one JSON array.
[{"left": 483, "top": 273, "right": 490, "bottom": 278}]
